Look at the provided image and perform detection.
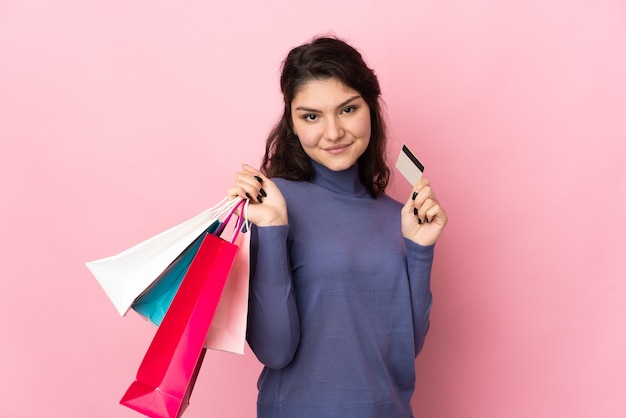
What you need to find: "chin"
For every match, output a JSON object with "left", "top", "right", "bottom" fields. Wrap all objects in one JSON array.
[{"left": 323, "top": 161, "right": 357, "bottom": 172}]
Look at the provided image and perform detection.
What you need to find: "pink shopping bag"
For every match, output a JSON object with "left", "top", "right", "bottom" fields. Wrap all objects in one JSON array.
[{"left": 204, "top": 230, "right": 250, "bottom": 354}]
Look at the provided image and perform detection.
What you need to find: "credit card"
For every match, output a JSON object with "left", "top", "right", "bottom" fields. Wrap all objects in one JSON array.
[{"left": 395, "top": 144, "right": 424, "bottom": 186}]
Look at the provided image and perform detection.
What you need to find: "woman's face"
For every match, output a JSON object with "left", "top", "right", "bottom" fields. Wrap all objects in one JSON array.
[{"left": 290, "top": 78, "right": 371, "bottom": 172}]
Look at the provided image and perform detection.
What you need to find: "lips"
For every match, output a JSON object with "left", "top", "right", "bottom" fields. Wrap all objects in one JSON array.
[{"left": 324, "top": 143, "right": 351, "bottom": 153}]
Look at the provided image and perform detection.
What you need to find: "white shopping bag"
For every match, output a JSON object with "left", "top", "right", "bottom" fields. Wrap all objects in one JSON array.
[{"left": 86, "top": 197, "right": 243, "bottom": 316}]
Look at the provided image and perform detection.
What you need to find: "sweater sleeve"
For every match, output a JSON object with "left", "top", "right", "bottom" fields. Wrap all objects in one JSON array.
[
  {"left": 246, "top": 224, "right": 301, "bottom": 369},
  {"left": 405, "top": 239, "right": 434, "bottom": 357}
]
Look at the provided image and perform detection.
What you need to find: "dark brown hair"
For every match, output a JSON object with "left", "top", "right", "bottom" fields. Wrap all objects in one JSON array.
[{"left": 261, "top": 36, "right": 390, "bottom": 197}]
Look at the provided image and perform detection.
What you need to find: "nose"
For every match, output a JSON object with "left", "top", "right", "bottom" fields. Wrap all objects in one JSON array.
[{"left": 324, "top": 116, "right": 344, "bottom": 141}]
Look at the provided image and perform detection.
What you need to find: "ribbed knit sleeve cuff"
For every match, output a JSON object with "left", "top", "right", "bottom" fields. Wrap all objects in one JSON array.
[
  {"left": 404, "top": 239, "right": 435, "bottom": 263},
  {"left": 404, "top": 238, "right": 434, "bottom": 294}
]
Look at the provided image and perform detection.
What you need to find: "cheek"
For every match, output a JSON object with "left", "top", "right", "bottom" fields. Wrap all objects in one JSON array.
[
  {"left": 297, "top": 134, "right": 318, "bottom": 151},
  {"left": 293, "top": 122, "right": 320, "bottom": 148},
  {"left": 354, "top": 113, "right": 372, "bottom": 140}
]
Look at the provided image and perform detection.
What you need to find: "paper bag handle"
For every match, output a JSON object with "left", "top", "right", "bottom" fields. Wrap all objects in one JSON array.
[{"left": 216, "top": 198, "right": 249, "bottom": 244}]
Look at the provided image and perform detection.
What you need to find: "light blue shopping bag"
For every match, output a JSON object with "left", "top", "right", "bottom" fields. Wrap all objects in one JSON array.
[{"left": 131, "top": 220, "right": 222, "bottom": 325}]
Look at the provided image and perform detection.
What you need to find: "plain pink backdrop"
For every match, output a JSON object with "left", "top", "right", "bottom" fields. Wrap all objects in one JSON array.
[{"left": 1, "top": 1, "right": 625, "bottom": 417}]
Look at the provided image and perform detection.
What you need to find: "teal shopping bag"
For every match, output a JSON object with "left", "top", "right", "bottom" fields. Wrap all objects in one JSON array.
[{"left": 132, "top": 220, "right": 222, "bottom": 326}]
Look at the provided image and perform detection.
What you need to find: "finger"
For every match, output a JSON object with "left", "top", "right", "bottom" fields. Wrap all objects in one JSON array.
[
  {"left": 405, "top": 184, "right": 428, "bottom": 224},
  {"left": 409, "top": 179, "right": 436, "bottom": 205},
  {"left": 241, "top": 164, "right": 264, "bottom": 180},
  {"left": 226, "top": 186, "right": 245, "bottom": 200},
  {"left": 424, "top": 203, "right": 448, "bottom": 226},
  {"left": 233, "top": 172, "right": 266, "bottom": 203},
  {"left": 412, "top": 184, "right": 440, "bottom": 223},
  {"left": 412, "top": 185, "right": 436, "bottom": 208},
  {"left": 416, "top": 198, "right": 437, "bottom": 223},
  {"left": 403, "top": 190, "right": 420, "bottom": 216},
  {"left": 411, "top": 178, "right": 430, "bottom": 193},
  {"left": 405, "top": 178, "right": 429, "bottom": 209},
  {"left": 240, "top": 165, "right": 269, "bottom": 200}
]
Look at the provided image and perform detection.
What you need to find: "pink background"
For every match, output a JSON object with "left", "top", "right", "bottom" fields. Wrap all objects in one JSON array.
[{"left": 1, "top": 1, "right": 625, "bottom": 417}]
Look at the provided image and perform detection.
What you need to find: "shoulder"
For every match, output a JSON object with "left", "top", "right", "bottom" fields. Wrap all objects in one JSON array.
[
  {"left": 377, "top": 193, "right": 404, "bottom": 210},
  {"left": 271, "top": 177, "right": 295, "bottom": 188},
  {"left": 271, "top": 177, "right": 312, "bottom": 197}
]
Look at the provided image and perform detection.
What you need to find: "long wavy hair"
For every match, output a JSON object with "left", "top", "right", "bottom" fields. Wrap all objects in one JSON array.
[{"left": 261, "top": 36, "right": 390, "bottom": 197}]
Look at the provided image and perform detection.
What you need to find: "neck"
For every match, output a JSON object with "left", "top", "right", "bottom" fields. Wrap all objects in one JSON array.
[{"left": 310, "top": 160, "right": 368, "bottom": 197}]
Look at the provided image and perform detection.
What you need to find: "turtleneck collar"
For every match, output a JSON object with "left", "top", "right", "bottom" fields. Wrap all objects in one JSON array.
[{"left": 310, "top": 160, "right": 369, "bottom": 197}]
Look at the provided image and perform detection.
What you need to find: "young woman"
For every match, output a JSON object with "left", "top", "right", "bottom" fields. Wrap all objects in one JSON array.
[{"left": 227, "top": 36, "right": 447, "bottom": 418}]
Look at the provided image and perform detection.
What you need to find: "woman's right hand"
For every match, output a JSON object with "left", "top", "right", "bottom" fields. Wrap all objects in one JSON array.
[{"left": 227, "top": 164, "right": 288, "bottom": 227}]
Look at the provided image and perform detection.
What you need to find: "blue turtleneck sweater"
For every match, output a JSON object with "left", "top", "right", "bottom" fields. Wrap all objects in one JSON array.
[{"left": 246, "top": 161, "right": 434, "bottom": 418}]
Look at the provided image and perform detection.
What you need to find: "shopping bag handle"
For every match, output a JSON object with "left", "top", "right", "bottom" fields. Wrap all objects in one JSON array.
[
  {"left": 234, "top": 199, "right": 250, "bottom": 242},
  {"left": 216, "top": 198, "right": 249, "bottom": 244}
]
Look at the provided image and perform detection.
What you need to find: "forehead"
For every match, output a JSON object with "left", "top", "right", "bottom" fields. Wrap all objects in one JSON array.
[{"left": 291, "top": 78, "right": 360, "bottom": 108}]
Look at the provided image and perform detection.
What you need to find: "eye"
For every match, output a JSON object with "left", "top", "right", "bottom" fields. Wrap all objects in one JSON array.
[
  {"left": 342, "top": 105, "right": 357, "bottom": 114},
  {"left": 303, "top": 114, "right": 318, "bottom": 122}
]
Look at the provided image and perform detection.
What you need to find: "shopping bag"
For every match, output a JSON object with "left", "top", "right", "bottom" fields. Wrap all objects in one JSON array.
[
  {"left": 131, "top": 220, "right": 222, "bottom": 326},
  {"left": 86, "top": 197, "right": 242, "bottom": 316},
  {"left": 203, "top": 229, "right": 250, "bottom": 354},
  {"left": 134, "top": 222, "right": 252, "bottom": 355},
  {"left": 120, "top": 199, "right": 246, "bottom": 418}
]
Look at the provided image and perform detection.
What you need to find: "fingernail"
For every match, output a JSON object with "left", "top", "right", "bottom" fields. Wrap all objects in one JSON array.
[
  {"left": 257, "top": 195, "right": 263, "bottom": 203},
  {"left": 412, "top": 191, "right": 418, "bottom": 200},
  {"left": 254, "top": 175, "right": 263, "bottom": 183},
  {"left": 413, "top": 208, "right": 418, "bottom": 215},
  {"left": 418, "top": 218, "right": 422, "bottom": 225},
  {"left": 425, "top": 217, "right": 430, "bottom": 223},
  {"left": 245, "top": 192, "right": 252, "bottom": 200},
  {"left": 259, "top": 188, "right": 267, "bottom": 197}
]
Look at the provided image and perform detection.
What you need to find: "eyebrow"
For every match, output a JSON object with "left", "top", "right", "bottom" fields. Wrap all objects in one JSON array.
[{"left": 294, "top": 95, "right": 362, "bottom": 112}]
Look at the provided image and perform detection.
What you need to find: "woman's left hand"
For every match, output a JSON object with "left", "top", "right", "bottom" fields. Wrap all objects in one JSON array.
[{"left": 401, "top": 178, "right": 448, "bottom": 246}]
